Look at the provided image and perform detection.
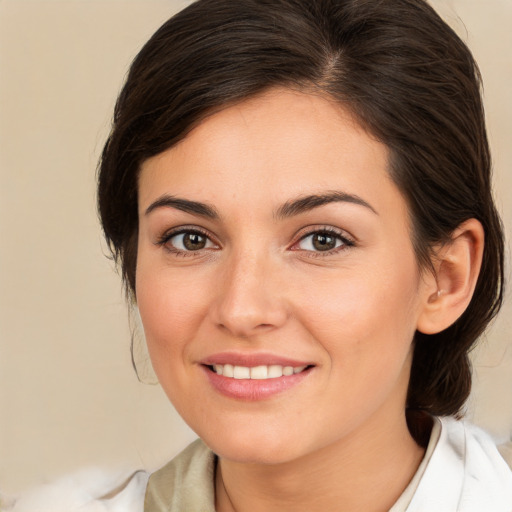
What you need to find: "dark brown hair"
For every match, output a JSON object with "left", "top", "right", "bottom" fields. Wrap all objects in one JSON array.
[{"left": 98, "top": 0, "right": 504, "bottom": 419}]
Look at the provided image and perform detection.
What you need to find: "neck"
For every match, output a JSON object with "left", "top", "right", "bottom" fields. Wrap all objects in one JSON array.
[{"left": 215, "top": 410, "right": 427, "bottom": 512}]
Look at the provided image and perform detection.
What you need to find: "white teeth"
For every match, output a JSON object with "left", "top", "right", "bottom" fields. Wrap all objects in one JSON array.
[
  {"left": 211, "top": 364, "right": 308, "bottom": 380},
  {"left": 250, "top": 365, "right": 268, "bottom": 379},
  {"left": 268, "top": 365, "right": 283, "bottom": 378},
  {"left": 283, "top": 366, "right": 294, "bottom": 376},
  {"left": 234, "top": 366, "right": 251, "bottom": 379}
]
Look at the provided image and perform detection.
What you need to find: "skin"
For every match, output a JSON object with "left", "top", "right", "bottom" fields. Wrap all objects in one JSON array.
[{"left": 136, "top": 88, "right": 449, "bottom": 511}]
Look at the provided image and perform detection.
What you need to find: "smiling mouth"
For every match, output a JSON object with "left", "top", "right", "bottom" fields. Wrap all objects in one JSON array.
[
  {"left": 206, "top": 364, "right": 313, "bottom": 380},
  {"left": 202, "top": 361, "right": 314, "bottom": 400}
]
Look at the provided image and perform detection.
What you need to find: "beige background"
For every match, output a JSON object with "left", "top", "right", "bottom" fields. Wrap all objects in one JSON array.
[{"left": 0, "top": 0, "right": 511, "bottom": 494}]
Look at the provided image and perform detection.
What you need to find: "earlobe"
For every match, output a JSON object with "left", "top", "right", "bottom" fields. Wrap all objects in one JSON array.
[{"left": 417, "top": 219, "right": 484, "bottom": 335}]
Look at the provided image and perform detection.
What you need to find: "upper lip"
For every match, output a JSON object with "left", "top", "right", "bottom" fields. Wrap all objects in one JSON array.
[{"left": 200, "top": 352, "right": 313, "bottom": 367}]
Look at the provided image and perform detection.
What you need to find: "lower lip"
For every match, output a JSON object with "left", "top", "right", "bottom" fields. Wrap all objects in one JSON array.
[{"left": 202, "top": 365, "right": 313, "bottom": 401}]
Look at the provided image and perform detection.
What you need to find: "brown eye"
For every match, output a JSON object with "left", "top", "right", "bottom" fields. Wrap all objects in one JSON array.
[
  {"left": 311, "top": 233, "right": 337, "bottom": 251},
  {"left": 183, "top": 232, "right": 207, "bottom": 250},
  {"left": 166, "top": 231, "right": 215, "bottom": 252},
  {"left": 295, "top": 230, "right": 352, "bottom": 253}
]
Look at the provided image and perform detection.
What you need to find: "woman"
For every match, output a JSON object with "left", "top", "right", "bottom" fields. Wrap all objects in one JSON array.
[{"left": 97, "top": 0, "right": 512, "bottom": 510}]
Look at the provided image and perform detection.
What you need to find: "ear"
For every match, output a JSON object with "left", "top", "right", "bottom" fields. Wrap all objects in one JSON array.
[{"left": 417, "top": 219, "right": 484, "bottom": 335}]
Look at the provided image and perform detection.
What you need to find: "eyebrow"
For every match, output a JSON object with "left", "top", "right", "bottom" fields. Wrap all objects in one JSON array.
[
  {"left": 144, "top": 190, "right": 377, "bottom": 220},
  {"left": 275, "top": 191, "right": 377, "bottom": 219},
  {"left": 145, "top": 195, "right": 220, "bottom": 219}
]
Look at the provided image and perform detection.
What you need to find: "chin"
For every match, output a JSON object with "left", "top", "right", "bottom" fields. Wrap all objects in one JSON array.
[
  {"left": 196, "top": 421, "right": 306, "bottom": 465},
  {"left": 211, "top": 440, "right": 300, "bottom": 465}
]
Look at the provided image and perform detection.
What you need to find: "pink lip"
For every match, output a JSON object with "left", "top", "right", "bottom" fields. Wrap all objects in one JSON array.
[
  {"left": 201, "top": 352, "right": 311, "bottom": 367},
  {"left": 199, "top": 352, "right": 314, "bottom": 401}
]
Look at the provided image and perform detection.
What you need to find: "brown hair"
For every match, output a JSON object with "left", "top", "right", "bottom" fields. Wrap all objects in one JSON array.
[{"left": 98, "top": 0, "right": 504, "bottom": 419}]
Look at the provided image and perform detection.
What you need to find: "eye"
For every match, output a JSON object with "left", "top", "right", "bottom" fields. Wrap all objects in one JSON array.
[
  {"left": 157, "top": 228, "right": 218, "bottom": 254},
  {"left": 293, "top": 228, "right": 354, "bottom": 254}
]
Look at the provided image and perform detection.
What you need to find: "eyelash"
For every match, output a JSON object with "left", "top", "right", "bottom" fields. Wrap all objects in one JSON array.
[
  {"left": 292, "top": 227, "right": 355, "bottom": 257},
  {"left": 156, "top": 227, "right": 218, "bottom": 257},
  {"left": 155, "top": 226, "right": 355, "bottom": 258}
]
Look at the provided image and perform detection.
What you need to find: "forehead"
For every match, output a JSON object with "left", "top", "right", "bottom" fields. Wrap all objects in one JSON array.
[{"left": 138, "top": 88, "right": 407, "bottom": 224}]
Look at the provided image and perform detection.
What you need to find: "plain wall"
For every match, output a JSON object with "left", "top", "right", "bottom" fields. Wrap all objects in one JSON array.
[{"left": 1, "top": 0, "right": 511, "bottom": 493}]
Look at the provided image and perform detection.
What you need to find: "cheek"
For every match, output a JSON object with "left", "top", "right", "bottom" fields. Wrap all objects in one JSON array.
[
  {"left": 135, "top": 260, "right": 208, "bottom": 373},
  {"left": 295, "top": 254, "right": 421, "bottom": 364}
]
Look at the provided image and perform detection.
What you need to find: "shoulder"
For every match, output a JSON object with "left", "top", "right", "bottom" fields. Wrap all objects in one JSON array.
[
  {"left": 407, "top": 416, "right": 512, "bottom": 512},
  {"left": 145, "top": 438, "right": 216, "bottom": 512},
  {"left": 1, "top": 468, "right": 148, "bottom": 512}
]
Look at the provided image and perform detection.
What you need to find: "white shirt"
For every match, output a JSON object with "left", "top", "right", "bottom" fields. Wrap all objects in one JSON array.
[{"left": 391, "top": 417, "right": 512, "bottom": 511}]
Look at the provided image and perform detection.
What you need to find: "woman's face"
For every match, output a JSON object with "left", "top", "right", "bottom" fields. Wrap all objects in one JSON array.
[{"left": 136, "top": 88, "right": 432, "bottom": 464}]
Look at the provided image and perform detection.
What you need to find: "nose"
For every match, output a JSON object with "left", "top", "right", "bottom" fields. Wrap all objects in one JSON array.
[{"left": 209, "top": 250, "right": 288, "bottom": 339}]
